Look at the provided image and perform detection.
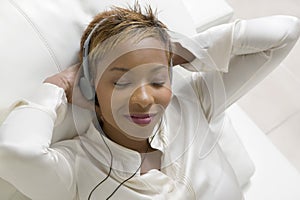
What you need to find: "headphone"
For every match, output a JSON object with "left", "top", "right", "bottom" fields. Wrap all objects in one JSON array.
[
  {"left": 79, "top": 20, "right": 105, "bottom": 100},
  {"left": 79, "top": 18, "right": 173, "bottom": 101}
]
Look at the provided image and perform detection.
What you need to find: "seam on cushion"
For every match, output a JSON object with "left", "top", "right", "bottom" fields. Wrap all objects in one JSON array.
[
  {"left": 9, "top": 0, "right": 62, "bottom": 72},
  {"left": 10, "top": 190, "right": 30, "bottom": 200}
]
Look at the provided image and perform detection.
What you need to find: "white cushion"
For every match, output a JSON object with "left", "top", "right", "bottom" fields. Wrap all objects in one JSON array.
[
  {"left": 0, "top": 0, "right": 255, "bottom": 199},
  {"left": 228, "top": 104, "right": 300, "bottom": 200}
]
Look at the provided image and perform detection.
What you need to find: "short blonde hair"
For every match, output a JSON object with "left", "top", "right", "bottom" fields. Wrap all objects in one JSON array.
[{"left": 79, "top": 3, "right": 172, "bottom": 78}]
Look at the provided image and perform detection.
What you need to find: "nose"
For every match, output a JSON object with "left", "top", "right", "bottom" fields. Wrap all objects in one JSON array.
[{"left": 130, "top": 85, "right": 154, "bottom": 109}]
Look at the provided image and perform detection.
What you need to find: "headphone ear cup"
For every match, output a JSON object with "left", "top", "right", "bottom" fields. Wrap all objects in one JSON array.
[{"left": 79, "top": 77, "right": 95, "bottom": 100}]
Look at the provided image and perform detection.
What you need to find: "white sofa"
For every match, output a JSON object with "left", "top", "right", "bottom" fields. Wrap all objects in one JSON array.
[
  {"left": 228, "top": 104, "right": 300, "bottom": 200},
  {"left": 1, "top": 0, "right": 300, "bottom": 199}
]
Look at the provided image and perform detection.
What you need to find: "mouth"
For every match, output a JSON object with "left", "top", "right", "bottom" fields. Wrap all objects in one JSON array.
[{"left": 125, "top": 113, "right": 157, "bottom": 125}]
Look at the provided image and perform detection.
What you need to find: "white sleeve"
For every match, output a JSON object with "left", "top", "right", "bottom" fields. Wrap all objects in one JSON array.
[
  {"left": 185, "top": 15, "right": 300, "bottom": 119},
  {"left": 0, "top": 83, "right": 75, "bottom": 200},
  {"left": 223, "top": 15, "right": 300, "bottom": 107}
]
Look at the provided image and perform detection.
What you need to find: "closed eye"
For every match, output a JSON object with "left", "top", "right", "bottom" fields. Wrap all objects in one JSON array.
[
  {"left": 113, "top": 82, "right": 131, "bottom": 87},
  {"left": 151, "top": 81, "right": 165, "bottom": 87}
]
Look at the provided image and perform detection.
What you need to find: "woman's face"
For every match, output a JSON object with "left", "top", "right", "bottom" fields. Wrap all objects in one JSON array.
[{"left": 95, "top": 38, "right": 172, "bottom": 141}]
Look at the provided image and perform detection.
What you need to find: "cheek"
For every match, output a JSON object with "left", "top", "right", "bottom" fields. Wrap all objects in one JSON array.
[
  {"left": 97, "top": 94, "right": 111, "bottom": 117},
  {"left": 97, "top": 86, "right": 128, "bottom": 116},
  {"left": 156, "top": 87, "right": 172, "bottom": 108}
]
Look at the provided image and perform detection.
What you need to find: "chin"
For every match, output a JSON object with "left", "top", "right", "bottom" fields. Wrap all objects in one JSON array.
[{"left": 120, "top": 123, "right": 156, "bottom": 140}]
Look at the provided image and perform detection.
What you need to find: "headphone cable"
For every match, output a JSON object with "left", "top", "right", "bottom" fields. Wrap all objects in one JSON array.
[{"left": 87, "top": 119, "right": 162, "bottom": 200}]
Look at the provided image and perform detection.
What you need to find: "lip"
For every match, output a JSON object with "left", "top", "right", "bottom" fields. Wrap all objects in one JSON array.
[{"left": 124, "top": 113, "right": 157, "bottom": 125}]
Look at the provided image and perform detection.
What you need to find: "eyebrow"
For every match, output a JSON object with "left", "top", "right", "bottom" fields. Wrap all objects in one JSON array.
[{"left": 109, "top": 65, "right": 168, "bottom": 73}]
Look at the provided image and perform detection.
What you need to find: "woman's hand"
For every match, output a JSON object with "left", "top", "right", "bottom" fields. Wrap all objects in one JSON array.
[
  {"left": 172, "top": 42, "right": 195, "bottom": 66},
  {"left": 44, "top": 63, "right": 94, "bottom": 110}
]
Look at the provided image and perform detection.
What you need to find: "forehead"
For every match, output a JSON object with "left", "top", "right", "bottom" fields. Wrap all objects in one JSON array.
[
  {"left": 109, "top": 48, "right": 169, "bottom": 69},
  {"left": 103, "top": 38, "right": 170, "bottom": 69},
  {"left": 93, "top": 37, "right": 171, "bottom": 82}
]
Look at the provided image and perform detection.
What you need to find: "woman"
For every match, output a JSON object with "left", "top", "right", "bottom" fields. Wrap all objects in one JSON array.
[{"left": 0, "top": 4, "right": 299, "bottom": 200}]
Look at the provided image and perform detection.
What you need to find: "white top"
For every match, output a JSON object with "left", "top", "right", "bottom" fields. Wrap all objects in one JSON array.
[{"left": 0, "top": 15, "right": 299, "bottom": 200}]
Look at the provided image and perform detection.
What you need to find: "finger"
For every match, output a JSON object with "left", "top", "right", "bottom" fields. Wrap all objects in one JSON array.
[{"left": 63, "top": 63, "right": 81, "bottom": 87}]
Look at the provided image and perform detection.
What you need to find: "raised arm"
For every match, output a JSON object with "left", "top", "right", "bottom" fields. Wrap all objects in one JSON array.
[
  {"left": 223, "top": 15, "right": 300, "bottom": 107},
  {"left": 176, "top": 15, "right": 300, "bottom": 119},
  {"left": 0, "top": 83, "right": 75, "bottom": 199}
]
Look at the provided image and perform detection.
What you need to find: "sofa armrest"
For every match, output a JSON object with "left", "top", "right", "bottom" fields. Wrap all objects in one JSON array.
[{"left": 182, "top": 0, "right": 234, "bottom": 32}]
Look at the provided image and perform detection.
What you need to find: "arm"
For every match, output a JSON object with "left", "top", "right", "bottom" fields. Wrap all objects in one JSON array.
[
  {"left": 223, "top": 15, "right": 300, "bottom": 107},
  {"left": 0, "top": 76, "right": 77, "bottom": 199},
  {"left": 176, "top": 15, "right": 300, "bottom": 119}
]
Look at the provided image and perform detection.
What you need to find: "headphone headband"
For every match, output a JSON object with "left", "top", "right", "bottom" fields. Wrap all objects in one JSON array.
[{"left": 80, "top": 18, "right": 111, "bottom": 100}]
